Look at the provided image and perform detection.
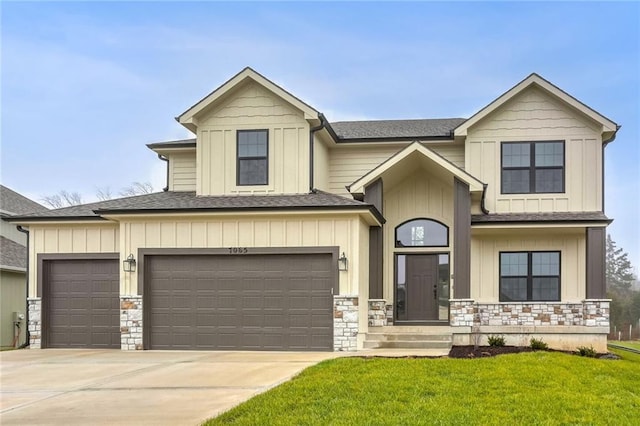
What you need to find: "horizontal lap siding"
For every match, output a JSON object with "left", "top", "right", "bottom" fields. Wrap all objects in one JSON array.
[
  {"left": 169, "top": 152, "right": 197, "bottom": 191},
  {"left": 328, "top": 144, "right": 464, "bottom": 195}
]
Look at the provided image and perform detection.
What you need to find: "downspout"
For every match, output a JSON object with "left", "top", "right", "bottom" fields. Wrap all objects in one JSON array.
[
  {"left": 480, "top": 183, "right": 490, "bottom": 214},
  {"left": 16, "top": 225, "right": 30, "bottom": 348},
  {"left": 309, "top": 114, "right": 327, "bottom": 193},
  {"left": 157, "top": 154, "right": 169, "bottom": 192}
]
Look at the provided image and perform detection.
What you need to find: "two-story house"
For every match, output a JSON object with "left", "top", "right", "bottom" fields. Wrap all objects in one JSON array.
[{"left": 11, "top": 67, "right": 617, "bottom": 352}]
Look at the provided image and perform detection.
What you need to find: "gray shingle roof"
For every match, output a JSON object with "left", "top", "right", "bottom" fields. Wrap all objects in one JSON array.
[
  {"left": 330, "top": 118, "right": 467, "bottom": 140},
  {"left": 0, "top": 236, "right": 26, "bottom": 270},
  {"left": 147, "top": 118, "right": 468, "bottom": 150},
  {"left": 10, "top": 191, "right": 379, "bottom": 221},
  {"left": 471, "top": 212, "right": 611, "bottom": 224},
  {"left": 0, "top": 185, "right": 48, "bottom": 216}
]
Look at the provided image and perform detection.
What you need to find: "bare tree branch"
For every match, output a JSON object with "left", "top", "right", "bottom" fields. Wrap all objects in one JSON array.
[
  {"left": 41, "top": 194, "right": 64, "bottom": 209},
  {"left": 120, "top": 182, "right": 154, "bottom": 197},
  {"left": 96, "top": 187, "right": 113, "bottom": 201},
  {"left": 41, "top": 191, "right": 83, "bottom": 208}
]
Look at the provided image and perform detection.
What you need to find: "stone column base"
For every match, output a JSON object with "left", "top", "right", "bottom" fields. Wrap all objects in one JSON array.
[
  {"left": 334, "top": 296, "right": 358, "bottom": 351},
  {"left": 120, "top": 296, "right": 143, "bottom": 350},
  {"left": 27, "top": 298, "right": 42, "bottom": 349}
]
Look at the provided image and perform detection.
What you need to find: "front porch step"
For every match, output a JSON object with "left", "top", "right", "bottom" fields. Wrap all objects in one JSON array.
[
  {"left": 364, "top": 327, "right": 453, "bottom": 350},
  {"left": 366, "top": 333, "right": 452, "bottom": 342},
  {"left": 363, "top": 340, "right": 452, "bottom": 349}
]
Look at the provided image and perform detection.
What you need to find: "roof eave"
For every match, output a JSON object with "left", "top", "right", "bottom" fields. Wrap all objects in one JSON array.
[
  {"left": 177, "top": 67, "right": 319, "bottom": 131},
  {"left": 454, "top": 73, "right": 619, "bottom": 138}
]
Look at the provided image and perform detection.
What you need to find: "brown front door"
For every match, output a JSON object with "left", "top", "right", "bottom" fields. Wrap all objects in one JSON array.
[{"left": 396, "top": 254, "right": 439, "bottom": 322}]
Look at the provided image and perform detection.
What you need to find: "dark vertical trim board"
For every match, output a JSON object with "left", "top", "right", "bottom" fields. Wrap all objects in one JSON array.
[
  {"left": 364, "top": 179, "right": 384, "bottom": 299},
  {"left": 586, "top": 227, "right": 607, "bottom": 298},
  {"left": 453, "top": 178, "right": 471, "bottom": 298}
]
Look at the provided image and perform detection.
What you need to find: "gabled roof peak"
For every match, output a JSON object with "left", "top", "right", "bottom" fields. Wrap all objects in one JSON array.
[
  {"left": 454, "top": 73, "right": 619, "bottom": 139},
  {"left": 176, "top": 67, "right": 319, "bottom": 133}
]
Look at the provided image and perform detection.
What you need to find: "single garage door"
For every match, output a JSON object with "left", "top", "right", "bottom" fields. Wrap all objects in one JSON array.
[
  {"left": 44, "top": 259, "right": 120, "bottom": 348},
  {"left": 146, "top": 253, "right": 334, "bottom": 351}
]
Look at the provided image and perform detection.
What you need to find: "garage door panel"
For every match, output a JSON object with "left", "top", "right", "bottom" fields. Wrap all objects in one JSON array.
[
  {"left": 45, "top": 259, "right": 120, "bottom": 349},
  {"left": 146, "top": 253, "right": 333, "bottom": 351}
]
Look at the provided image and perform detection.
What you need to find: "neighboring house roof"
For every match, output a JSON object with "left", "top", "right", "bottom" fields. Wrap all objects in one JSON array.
[
  {"left": 0, "top": 236, "right": 27, "bottom": 272},
  {"left": 471, "top": 212, "right": 611, "bottom": 224},
  {"left": 9, "top": 191, "right": 384, "bottom": 224},
  {"left": 0, "top": 185, "right": 48, "bottom": 216},
  {"left": 454, "top": 73, "right": 619, "bottom": 140},
  {"left": 177, "top": 67, "right": 320, "bottom": 133},
  {"left": 331, "top": 118, "right": 466, "bottom": 141},
  {"left": 348, "top": 141, "right": 485, "bottom": 194}
]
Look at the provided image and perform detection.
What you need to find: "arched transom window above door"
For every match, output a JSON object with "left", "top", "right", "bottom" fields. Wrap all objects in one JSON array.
[{"left": 395, "top": 218, "right": 449, "bottom": 247}]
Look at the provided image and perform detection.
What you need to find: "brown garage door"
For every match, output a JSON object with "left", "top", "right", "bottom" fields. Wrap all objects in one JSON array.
[
  {"left": 44, "top": 259, "right": 120, "bottom": 349},
  {"left": 145, "top": 253, "right": 334, "bottom": 351}
]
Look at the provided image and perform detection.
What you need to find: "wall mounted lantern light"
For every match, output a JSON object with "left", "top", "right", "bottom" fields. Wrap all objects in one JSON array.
[
  {"left": 123, "top": 254, "right": 136, "bottom": 273},
  {"left": 338, "top": 252, "right": 348, "bottom": 272}
]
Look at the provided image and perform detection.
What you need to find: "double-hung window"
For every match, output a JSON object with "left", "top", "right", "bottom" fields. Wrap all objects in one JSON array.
[
  {"left": 237, "top": 130, "right": 268, "bottom": 186},
  {"left": 501, "top": 141, "right": 564, "bottom": 194},
  {"left": 499, "top": 251, "right": 561, "bottom": 302}
]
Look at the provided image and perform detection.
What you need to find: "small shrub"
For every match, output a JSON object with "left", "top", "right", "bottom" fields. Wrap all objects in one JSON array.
[
  {"left": 487, "top": 335, "right": 506, "bottom": 347},
  {"left": 530, "top": 338, "right": 549, "bottom": 351},
  {"left": 576, "top": 345, "right": 597, "bottom": 357}
]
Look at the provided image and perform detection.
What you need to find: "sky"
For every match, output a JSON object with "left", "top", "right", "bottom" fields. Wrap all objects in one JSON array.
[{"left": 1, "top": 1, "right": 639, "bottom": 268}]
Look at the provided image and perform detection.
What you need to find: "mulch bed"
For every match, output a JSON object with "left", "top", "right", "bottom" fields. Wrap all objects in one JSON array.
[
  {"left": 449, "top": 345, "right": 533, "bottom": 358},
  {"left": 448, "top": 345, "right": 621, "bottom": 359}
]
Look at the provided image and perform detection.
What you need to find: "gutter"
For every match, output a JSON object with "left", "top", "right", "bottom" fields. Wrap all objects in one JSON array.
[
  {"left": 309, "top": 114, "right": 328, "bottom": 193},
  {"left": 157, "top": 154, "right": 169, "bottom": 192},
  {"left": 16, "top": 225, "right": 30, "bottom": 348}
]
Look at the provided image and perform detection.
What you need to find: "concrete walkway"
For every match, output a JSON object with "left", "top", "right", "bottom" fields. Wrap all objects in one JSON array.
[{"left": 0, "top": 349, "right": 344, "bottom": 425}]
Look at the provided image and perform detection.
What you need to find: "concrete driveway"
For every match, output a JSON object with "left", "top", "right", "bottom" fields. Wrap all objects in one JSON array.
[{"left": 0, "top": 349, "right": 343, "bottom": 425}]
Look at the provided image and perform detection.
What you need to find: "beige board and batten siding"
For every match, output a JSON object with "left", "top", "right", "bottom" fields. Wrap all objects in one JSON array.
[
  {"left": 470, "top": 229, "right": 586, "bottom": 302},
  {"left": 313, "top": 135, "right": 330, "bottom": 192},
  {"left": 465, "top": 86, "right": 603, "bottom": 213},
  {"left": 196, "top": 81, "right": 310, "bottom": 196},
  {"left": 382, "top": 170, "right": 454, "bottom": 302},
  {"left": 27, "top": 224, "right": 119, "bottom": 297},
  {"left": 328, "top": 143, "right": 464, "bottom": 195},
  {"left": 120, "top": 214, "right": 368, "bottom": 297},
  {"left": 168, "top": 151, "right": 197, "bottom": 191}
]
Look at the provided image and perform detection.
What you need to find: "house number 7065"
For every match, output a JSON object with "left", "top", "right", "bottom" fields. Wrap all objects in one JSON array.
[{"left": 228, "top": 247, "right": 248, "bottom": 254}]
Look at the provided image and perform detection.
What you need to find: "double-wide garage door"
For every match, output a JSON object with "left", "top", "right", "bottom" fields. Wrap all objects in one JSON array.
[
  {"left": 146, "top": 253, "right": 334, "bottom": 351},
  {"left": 44, "top": 259, "right": 120, "bottom": 349}
]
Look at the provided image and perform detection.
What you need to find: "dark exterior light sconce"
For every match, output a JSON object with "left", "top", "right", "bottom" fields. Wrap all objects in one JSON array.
[
  {"left": 338, "top": 252, "right": 348, "bottom": 271},
  {"left": 123, "top": 254, "right": 136, "bottom": 273}
]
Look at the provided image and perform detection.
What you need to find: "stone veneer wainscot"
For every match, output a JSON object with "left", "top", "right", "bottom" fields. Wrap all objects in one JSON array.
[
  {"left": 334, "top": 296, "right": 358, "bottom": 351},
  {"left": 120, "top": 296, "right": 143, "bottom": 350},
  {"left": 27, "top": 298, "right": 42, "bottom": 349}
]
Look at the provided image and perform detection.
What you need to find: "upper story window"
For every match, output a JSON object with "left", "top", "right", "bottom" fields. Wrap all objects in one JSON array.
[
  {"left": 237, "top": 130, "right": 268, "bottom": 186},
  {"left": 501, "top": 141, "right": 564, "bottom": 194},
  {"left": 500, "top": 251, "right": 560, "bottom": 302},
  {"left": 395, "top": 218, "right": 448, "bottom": 247}
]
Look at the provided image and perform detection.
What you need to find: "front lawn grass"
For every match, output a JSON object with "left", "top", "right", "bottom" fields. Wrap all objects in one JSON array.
[
  {"left": 207, "top": 351, "right": 640, "bottom": 425},
  {"left": 609, "top": 340, "right": 640, "bottom": 350}
]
